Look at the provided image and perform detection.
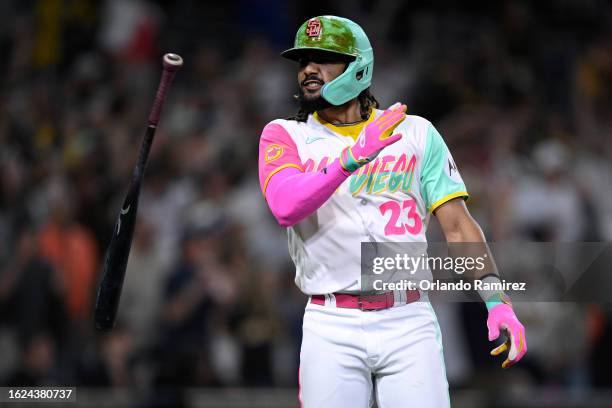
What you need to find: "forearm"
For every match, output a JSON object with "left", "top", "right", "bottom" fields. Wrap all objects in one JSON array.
[
  {"left": 438, "top": 203, "right": 503, "bottom": 302},
  {"left": 452, "top": 219, "right": 505, "bottom": 306},
  {"left": 265, "top": 159, "right": 350, "bottom": 227}
]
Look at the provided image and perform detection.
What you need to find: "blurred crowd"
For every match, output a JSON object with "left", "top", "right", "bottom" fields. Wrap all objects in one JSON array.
[{"left": 1, "top": 0, "right": 612, "bottom": 403}]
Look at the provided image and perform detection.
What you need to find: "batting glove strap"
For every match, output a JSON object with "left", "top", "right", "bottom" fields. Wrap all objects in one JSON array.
[
  {"left": 484, "top": 292, "right": 513, "bottom": 311},
  {"left": 487, "top": 303, "right": 527, "bottom": 369},
  {"left": 339, "top": 146, "right": 367, "bottom": 173}
]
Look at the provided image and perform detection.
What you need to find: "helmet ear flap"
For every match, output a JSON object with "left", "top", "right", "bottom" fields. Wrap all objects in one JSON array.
[{"left": 321, "top": 59, "right": 371, "bottom": 105}]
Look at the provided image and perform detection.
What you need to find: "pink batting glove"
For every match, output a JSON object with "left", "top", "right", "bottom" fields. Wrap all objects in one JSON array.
[
  {"left": 339, "top": 103, "right": 406, "bottom": 173},
  {"left": 487, "top": 302, "right": 527, "bottom": 369}
]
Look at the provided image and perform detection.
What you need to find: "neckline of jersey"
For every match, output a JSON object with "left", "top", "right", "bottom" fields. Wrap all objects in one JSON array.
[{"left": 313, "top": 109, "right": 376, "bottom": 141}]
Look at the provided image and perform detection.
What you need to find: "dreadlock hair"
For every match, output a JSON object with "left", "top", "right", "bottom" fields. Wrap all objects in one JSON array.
[{"left": 287, "top": 88, "right": 380, "bottom": 122}]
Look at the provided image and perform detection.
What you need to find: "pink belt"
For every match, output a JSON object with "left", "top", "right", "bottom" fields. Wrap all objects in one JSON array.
[{"left": 310, "top": 290, "right": 420, "bottom": 311}]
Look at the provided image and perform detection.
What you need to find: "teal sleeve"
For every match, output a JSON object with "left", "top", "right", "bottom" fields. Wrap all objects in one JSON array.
[{"left": 420, "top": 124, "right": 469, "bottom": 212}]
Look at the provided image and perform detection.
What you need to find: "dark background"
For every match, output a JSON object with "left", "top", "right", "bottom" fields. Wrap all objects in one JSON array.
[{"left": 1, "top": 0, "right": 612, "bottom": 406}]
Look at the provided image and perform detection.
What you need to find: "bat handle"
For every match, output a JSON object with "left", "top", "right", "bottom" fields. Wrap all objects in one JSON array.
[{"left": 148, "top": 53, "right": 184, "bottom": 126}]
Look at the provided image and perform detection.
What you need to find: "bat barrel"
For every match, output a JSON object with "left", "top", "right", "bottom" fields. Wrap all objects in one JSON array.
[{"left": 94, "top": 53, "right": 182, "bottom": 331}]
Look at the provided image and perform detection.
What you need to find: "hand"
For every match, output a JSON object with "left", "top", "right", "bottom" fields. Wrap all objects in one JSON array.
[
  {"left": 487, "top": 303, "right": 527, "bottom": 369},
  {"left": 339, "top": 103, "right": 407, "bottom": 173}
]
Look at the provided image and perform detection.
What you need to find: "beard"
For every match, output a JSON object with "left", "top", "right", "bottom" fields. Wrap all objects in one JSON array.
[{"left": 296, "top": 86, "right": 332, "bottom": 113}]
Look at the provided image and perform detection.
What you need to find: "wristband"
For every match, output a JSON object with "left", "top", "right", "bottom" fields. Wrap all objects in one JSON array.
[
  {"left": 478, "top": 275, "right": 511, "bottom": 311},
  {"left": 484, "top": 292, "right": 512, "bottom": 311},
  {"left": 339, "top": 146, "right": 363, "bottom": 173}
]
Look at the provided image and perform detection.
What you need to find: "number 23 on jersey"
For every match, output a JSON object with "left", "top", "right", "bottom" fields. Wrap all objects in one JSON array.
[{"left": 379, "top": 199, "right": 423, "bottom": 236}]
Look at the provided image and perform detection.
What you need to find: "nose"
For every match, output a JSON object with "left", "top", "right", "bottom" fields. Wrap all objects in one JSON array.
[{"left": 301, "top": 60, "right": 321, "bottom": 76}]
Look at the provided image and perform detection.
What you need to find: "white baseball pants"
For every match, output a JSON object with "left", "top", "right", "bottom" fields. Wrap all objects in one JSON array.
[{"left": 299, "top": 297, "right": 450, "bottom": 407}]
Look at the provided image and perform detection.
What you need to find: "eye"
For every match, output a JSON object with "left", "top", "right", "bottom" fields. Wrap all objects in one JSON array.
[
  {"left": 314, "top": 55, "right": 334, "bottom": 64},
  {"left": 298, "top": 53, "right": 332, "bottom": 66}
]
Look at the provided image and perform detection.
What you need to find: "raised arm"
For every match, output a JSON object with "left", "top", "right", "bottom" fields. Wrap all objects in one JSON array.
[
  {"left": 259, "top": 104, "right": 406, "bottom": 227},
  {"left": 258, "top": 123, "right": 351, "bottom": 227}
]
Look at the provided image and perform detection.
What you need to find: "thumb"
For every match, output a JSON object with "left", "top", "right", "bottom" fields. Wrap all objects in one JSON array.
[
  {"left": 381, "top": 133, "right": 402, "bottom": 147},
  {"left": 488, "top": 321, "right": 500, "bottom": 341}
]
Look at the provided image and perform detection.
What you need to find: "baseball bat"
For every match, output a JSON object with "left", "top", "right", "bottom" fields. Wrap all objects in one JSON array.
[{"left": 94, "top": 53, "right": 183, "bottom": 331}]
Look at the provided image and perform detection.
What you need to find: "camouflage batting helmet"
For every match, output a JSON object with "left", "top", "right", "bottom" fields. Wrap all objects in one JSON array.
[{"left": 282, "top": 16, "right": 374, "bottom": 106}]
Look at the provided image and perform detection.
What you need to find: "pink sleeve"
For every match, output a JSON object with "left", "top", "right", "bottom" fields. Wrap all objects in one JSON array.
[
  {"left": 258, "top": 123, "right": 351, "bottom": 227},
  {"left": 258, "top": 122, "right": 304, "bottom": 194}
]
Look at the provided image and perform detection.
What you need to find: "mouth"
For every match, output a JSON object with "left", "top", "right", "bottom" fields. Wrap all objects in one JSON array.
[{"left": 302, "top": 79, "right": 324, "bottom": 92}]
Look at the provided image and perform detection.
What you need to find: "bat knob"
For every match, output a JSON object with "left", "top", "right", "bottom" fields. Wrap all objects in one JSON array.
[{"left": 163, "top": 53, "right": 184, "bottom": 71}]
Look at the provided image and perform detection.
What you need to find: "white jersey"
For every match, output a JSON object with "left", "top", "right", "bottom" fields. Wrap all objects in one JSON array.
[{"left": 258, "top": 109, "right": 468, "bottom": 295}]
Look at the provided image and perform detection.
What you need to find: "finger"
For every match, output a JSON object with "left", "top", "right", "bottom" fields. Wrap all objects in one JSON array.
[
  {"left": 378, "top": 110, "right": 404, "bottom": 128},
  {"left": 487, "top": 322, "right": 500, "bottom": 341},
  {"left": 509, "top": 329, "right": 527, "bottom": 361},
  {"left": 490, "top": 340, "right": 509, "bottom": 356},
  {"left": 380, "top": 133, "right": 402, "bottom": 146},
  {"left": 387, "top": 102, "right": 402, "bottom": 111},
  {"left": 379, "top": 116, "right": 403, "bottom": 139},
  {"left": 502, "top": 347, "right": 523, "bottom": 369},
  {"left": 502, "top": 358, "right": 515, "bottom": 369},
  {"left": 381, "top": 105, "right": 406, "bottom": 120},
  {"left": 507, "top": 329, "right": 518, "bottom": 361},
  {"left": 374, "top": 110, "right": 394, "bottom": 125},
  {"left": 377, "top": 110, "right": 406, "bottom": 131},
  {"left": 386, "top": 103, "right": 406, "bottom": 114},
  {"left": 375, "top": 103, "right": 405, "bottom": 125},
  {"left": 517, "top": 329, "right": 527, "bottom": 358},
  {"left": 383, "top": 116, "right": 405, "bottom": 137},
  {"left": 501, "top": 329, "right": 527, "bottom": 368}
]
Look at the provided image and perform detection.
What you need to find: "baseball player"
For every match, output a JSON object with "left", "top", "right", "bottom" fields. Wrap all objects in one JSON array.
[{"left": 258, "top": 16, "right": 527, "bottom": 407}]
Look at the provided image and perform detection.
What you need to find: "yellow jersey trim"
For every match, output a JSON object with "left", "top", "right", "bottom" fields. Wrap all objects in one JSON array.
[
  {"left": 263, "top": 163, "right": 304, "bottom": 195},
  {"left": 429, "top": 191, "right": 469, "bottom": 214},
  {"left": 313, "top": 109, "right": 376, "bottom": 141}
]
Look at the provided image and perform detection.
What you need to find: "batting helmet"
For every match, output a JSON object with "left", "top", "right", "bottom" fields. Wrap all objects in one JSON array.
[{"left": 281, "top": 16, "right": 374, "bottom": 106}]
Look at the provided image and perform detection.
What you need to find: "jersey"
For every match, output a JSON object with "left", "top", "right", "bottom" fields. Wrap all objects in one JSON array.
[{"left": 258, "top": 109, "right": 468, "bottom": 295}]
